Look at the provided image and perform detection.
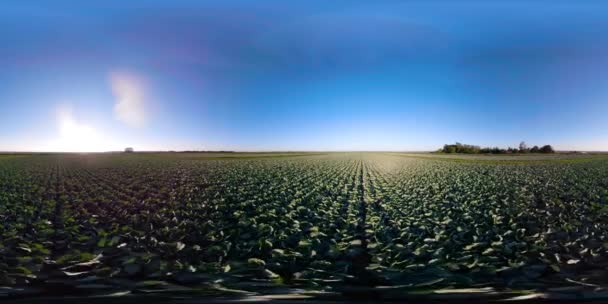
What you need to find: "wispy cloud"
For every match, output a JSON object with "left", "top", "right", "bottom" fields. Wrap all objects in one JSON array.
[{"left": 110, "top": 71, "right": 146, "bottom": 127}]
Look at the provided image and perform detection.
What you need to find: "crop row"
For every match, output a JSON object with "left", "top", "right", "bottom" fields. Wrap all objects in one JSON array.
[{"left": 1, "top": 153, "right": 607, "bottom": 291}]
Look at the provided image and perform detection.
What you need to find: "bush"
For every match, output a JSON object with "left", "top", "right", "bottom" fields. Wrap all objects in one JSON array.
[
  {"left": 540, "top": 145, "right": 555, "bottom": 154},
  {"left": 442, "top": 143, "right": 480, "bottom": 154}
]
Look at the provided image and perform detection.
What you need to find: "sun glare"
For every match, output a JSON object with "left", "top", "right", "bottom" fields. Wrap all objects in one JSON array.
[{"left": 52, "top": 107, "right": 106, "bottom": 152}]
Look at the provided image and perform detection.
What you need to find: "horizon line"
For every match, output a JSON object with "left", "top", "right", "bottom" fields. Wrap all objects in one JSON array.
[{"left": 1, "top": 150, "right": 607, "bottom": 154}]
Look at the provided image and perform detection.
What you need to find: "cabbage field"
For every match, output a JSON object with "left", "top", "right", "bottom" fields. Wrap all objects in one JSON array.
[{"left": 1, "top": 152, "right": 608, "bottom": 300}]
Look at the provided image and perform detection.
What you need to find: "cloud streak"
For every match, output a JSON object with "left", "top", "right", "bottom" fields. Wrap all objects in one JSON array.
[{"left": 110, "top": 71, "right": 146, "bottom": 127}]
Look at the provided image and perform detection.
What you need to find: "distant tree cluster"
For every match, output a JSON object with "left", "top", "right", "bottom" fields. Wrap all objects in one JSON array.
[{"left": 439, "top": 142, "right": 555, "bottom": 154}]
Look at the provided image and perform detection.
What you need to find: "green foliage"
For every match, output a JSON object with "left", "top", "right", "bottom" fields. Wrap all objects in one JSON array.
[
  {"left": 440, "top": 142, "right": 556, "bottom": 154},
  {"left": 540, "top": 145, "right": 555, "bottom": 153},
  {"left": 0, "top": 152, "right": 605, "bottom": 296}
]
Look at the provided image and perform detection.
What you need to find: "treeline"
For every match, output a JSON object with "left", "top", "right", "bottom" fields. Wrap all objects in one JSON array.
[{"left": 439, "top": 142, "right": 555, "bottom": 154}]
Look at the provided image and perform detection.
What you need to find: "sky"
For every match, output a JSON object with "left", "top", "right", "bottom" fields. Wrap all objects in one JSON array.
[{"left": 1, "top": 1, "right": 607, "bottom": 152}]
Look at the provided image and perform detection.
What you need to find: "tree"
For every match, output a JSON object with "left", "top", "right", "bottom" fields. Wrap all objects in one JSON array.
[
  {"left": 539, "top": 145, "right": 554, "bottom": 154},
  {"left": 530, "top": 145, "right": 540, "bottom": 153},
  {"left": 124, "top": 147, "right": 134, "bottom": 153},
  {"left": 439, "top": 143, "right": 553, "bottom": 154},
  {"left": 519, "top": 141, "right": 528, "bottom": 153},
  {"left": 445, "top": 145, "right": 457, "bottom": 153}
]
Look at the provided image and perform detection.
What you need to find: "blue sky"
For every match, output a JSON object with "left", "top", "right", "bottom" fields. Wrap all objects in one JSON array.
[{"left": 1, "top": 1, "right": 607, "bottom": 151}]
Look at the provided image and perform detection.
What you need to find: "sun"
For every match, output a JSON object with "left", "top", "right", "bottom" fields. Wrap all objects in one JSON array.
[{"left": 53, "top": 107, "right": 107, "bottom": 152}]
